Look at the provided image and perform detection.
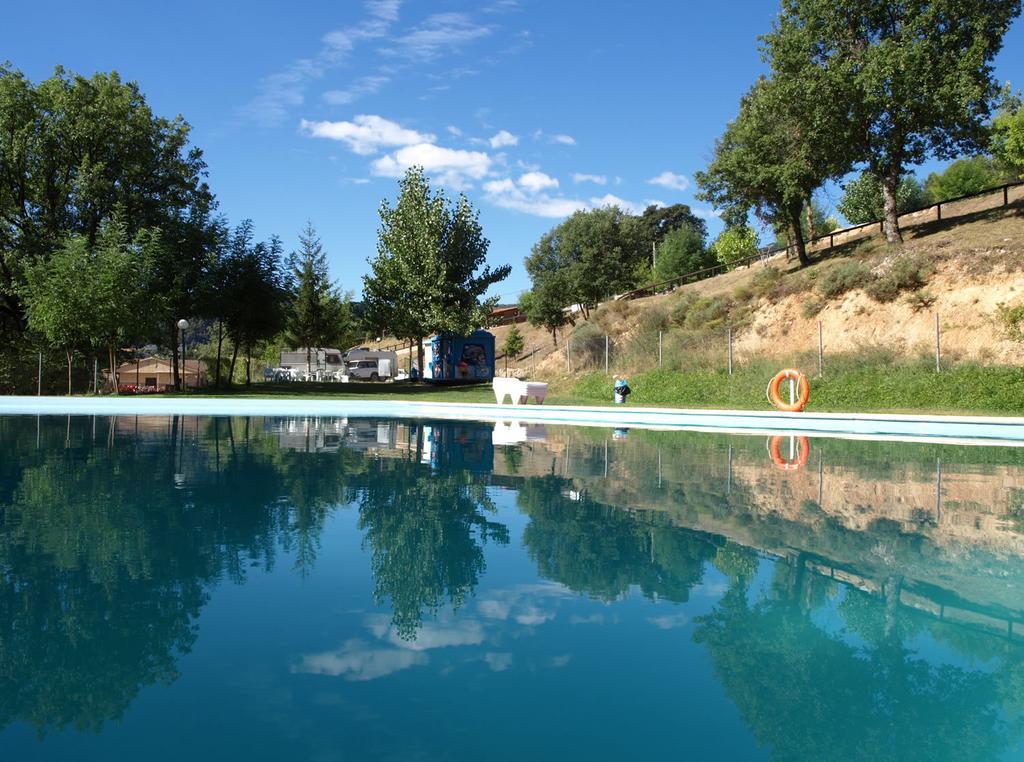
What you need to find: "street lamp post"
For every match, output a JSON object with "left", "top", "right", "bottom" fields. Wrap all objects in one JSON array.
[{"left": 177, "top": 319, "right": 189, "bottom": 391}]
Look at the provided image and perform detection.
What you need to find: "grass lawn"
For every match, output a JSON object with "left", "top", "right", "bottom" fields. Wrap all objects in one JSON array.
[{"left": 163, "top": 362, "right": 1024, "bottom": 417}]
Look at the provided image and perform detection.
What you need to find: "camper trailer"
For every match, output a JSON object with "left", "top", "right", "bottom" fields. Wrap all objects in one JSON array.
[{"left": 278, "top": 348, "right": 345, "bottom": 376}]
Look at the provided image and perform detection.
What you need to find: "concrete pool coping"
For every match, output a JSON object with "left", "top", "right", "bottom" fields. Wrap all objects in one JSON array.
[{"left": 2, "top": 395, "right": 1024, "bottom": 446}]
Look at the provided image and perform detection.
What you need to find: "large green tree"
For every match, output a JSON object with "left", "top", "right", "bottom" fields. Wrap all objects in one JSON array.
[
  {"left": 652, "top": 222, "right": 714, "bottom": 282},
  {"left": 0, "top": 64, "right": 213, "bottom": 353},
  {"left": 838, "top": 171, "right": 927, "bottom": 224},
  {"left": 992, "top": 88, "right": 1024, "bottom": 180},
  {"left": 696, "top": 72, "right": 846, "bottom": 267},
  {"left": 364, "top": 167, "right": 510, "bottom": 372},
  {"left": 923, "top": 156, "right": 1005, "bottom": 203},
  {"left": 20, "top": 219, "right": 159, "bottom": 394},
  {"left": 221, "top": 222, "right": 289, "bottom": 386},
  {"left": 523, "top": 206, "right": 638, "bottom": 320},
  {"left": 763, "top": 0, "right": 1022, "bottom": 244}
]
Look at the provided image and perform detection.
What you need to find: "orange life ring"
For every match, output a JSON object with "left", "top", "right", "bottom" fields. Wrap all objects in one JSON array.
[
  {"left": 769, "top": 435, "right": 810, "bottom": 471},
  {"left": 766, "top": 368, "right": 810, "bottom": 412}
]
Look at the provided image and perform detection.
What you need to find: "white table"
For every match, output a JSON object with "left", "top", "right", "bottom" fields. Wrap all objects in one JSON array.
[{"left": 493, "top": 377, "right": 548, "bottom": 405}]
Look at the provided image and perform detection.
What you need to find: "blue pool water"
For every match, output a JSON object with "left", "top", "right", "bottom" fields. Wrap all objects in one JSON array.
[{"left": 1, "top": 414, "right": 1024, "bottom": 760}]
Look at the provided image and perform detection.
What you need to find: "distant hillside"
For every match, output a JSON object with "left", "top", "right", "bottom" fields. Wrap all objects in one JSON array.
[{"left": 485, "top": 202, "right": 1024, "bottom": 380}]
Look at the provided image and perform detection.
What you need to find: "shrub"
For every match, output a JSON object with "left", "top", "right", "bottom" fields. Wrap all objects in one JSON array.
[
  {"left": 904, "top": 289, "right": 936, "bottom": 312},
  {"left": 801, "top": 298, "right": 826, "bottom": 318},
  {"left": 816, "top": 261, "right": 874, "bottom": 300},
  {"left": 668, "top": 292, "right": 699, "bottom": 326},
  {"left": 751, "top": 267, "right": 783, "bottom": 298},
  {"left": 636, "top": 306, "right": 668, "bottom": 335},
  {"left": 684, "top": 296, "right": 731, "bottom": 330},
  {"left": 569, "top": 322, "right": 606, "bottom": 369},
  {"left": 732, "top": 286, "right": 754, "bottom": 303},
  {"left": 866, "top": 254, "right": 931, "bottom": 302}
]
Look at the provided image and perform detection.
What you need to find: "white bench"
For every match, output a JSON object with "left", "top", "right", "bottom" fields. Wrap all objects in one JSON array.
[{"left": 493, "top": 376, "right": 548, "bottom": 405}]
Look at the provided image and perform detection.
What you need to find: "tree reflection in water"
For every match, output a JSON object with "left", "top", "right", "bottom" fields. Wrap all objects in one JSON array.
[{"left": 1, "top": 414, "right": 1024, "bottom": 759}]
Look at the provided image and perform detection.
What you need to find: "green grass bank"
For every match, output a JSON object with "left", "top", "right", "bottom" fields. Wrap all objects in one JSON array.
[
  {"left": 567, "top": 361, "right": 1024, "bottom": 415},
  {"left": 164, "top": 358, "right": 1024, "bottom": 416}
]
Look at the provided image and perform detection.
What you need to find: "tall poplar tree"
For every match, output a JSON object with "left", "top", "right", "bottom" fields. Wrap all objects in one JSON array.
[{"left": 364, "top": 167, "right": 510, "bottom": 373}]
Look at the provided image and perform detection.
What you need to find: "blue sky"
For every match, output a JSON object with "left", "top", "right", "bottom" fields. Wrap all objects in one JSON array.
[{"left": 3, "top": 0, "right": 1022, "bottom": 302}]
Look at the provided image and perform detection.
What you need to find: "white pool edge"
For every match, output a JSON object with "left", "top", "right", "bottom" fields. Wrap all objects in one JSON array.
[{"left": 2, "top": 396, "right": 1024, "bottom": 446}]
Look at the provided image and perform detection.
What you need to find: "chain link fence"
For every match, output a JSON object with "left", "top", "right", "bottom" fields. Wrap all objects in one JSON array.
[{"left": 562, "top": 312, "right": 949, "bottom": 380}]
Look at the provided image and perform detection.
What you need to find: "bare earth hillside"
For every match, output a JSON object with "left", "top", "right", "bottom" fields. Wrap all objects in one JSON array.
[{"left": 378, "top": 202, "right": 1024, "bottom": 378}]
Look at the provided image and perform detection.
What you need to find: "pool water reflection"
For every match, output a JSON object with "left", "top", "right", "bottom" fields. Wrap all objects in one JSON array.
[{"left": 1, "top": 414, "right": 1024, "bottom": 760}]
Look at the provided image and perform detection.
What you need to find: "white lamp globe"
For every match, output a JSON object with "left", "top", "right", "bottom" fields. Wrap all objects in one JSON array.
[{"left": 177, "top": 319, "right": 189, "bottom": 330}]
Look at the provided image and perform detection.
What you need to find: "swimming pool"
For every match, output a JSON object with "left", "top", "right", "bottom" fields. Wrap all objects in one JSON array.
[{"left": 1, "top": 413, "right": 1023, "bottom": 760}]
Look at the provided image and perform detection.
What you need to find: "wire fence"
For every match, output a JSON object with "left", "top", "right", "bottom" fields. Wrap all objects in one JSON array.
[{"left": 556, "top": 312, "right": 951, "bottom": 380}]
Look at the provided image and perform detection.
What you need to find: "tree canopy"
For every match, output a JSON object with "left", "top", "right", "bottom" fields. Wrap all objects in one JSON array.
[
  {"left": 838, "top": 171, "right": 927, "bottom": 225},
  {"left": 761, "top": 0, "right": 1022, "bottom": 243},
  {"left": 364, "top": 166, "right": 510, "bottom": 370}
]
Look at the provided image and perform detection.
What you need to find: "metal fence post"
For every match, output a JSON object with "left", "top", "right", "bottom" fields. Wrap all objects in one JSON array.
[
  {"left": 604, "top": 334, "right": 609, "bottom": 374},
  {"left": 658, "top": 331, "right": 663, "bottom": 368},
  {"left": 37, "top": 352, "right": 42, "bottom": 396},
  {"left": 566, "top": 340, "right": 571, "bottom": 374},
  {"left": 818, "top": 320, "right": 824, "bottom": 377},
  {"left": 935, "top": 312, "right": 941, "bottom": 372},
  {"left": 727, "top": 326, "right": 733, "bottom": 375}
]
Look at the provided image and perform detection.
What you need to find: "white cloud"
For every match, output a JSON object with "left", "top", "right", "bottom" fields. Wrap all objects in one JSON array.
[
  {"left": 489, "top": 129, "right": 518, "bottom": 148},
  {"left": 372, "top": 143, "right": 492, "bottom": 188},
  {"left": 647, "top": 171, "right": 691, "bottom": 192},
  {"left": 483, "top": 172, "right": 585, "bottom": 217},
  {"left": 300, "top": 115, "right": 434, "bottom": 155},
  {"left": 393, "top": 619, "right": 486, "bottom": 651},
  {"left": 387, "top": 13, "right": 492, "bottom": 61},
  {"left": 241, "top": 1, "right": 400, "bottom": 125},
  {"left": 647, "top": 613, "right": 689, "bottom": 630},
  {"left": 572, "top": 173, "right": 607, "bottom": 185},
  {"left": 590, "top": 193, "right": 643, "bottom": 214},
  {"left": 484, "top": 652, "right": 513, "bottom": 671},
  {"left": 643, "top": 198, "right": 667, "bottom": 209},
  {"left": 447, "top": 125, "right": 463, "bottom": 137},
  {"left": 293, "top": 639, "right": 426, "bottom": 681},
  {"left": 514, "top": 606, "right": 556, "bottom": 626},
  {"left": 322, "top": 75, "right": 390, "bottom": 106},
  {"left": 551, "top": 134, "right": 576, "bottom": 145},
  {"left": 518, "top": 171, "right": 558, "bottom": 193},
  {"left": 478, "top": 599, "right": 512, "bottom": 620}
]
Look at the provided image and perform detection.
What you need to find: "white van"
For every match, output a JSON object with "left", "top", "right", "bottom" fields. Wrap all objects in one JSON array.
[
  {"left": 346, "top": 356, "right": 394, "bottom": 381},
  {"left": 342, "top": 350, "right": 398, "bottom": 380}
]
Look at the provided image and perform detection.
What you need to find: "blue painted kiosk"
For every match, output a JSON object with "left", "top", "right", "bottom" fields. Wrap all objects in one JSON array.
[{"left": 425, "top": 330, "right": 495, "bottom": 383}]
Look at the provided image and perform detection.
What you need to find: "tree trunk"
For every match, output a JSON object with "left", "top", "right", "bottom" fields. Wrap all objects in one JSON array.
[
  {"left": 214, "top": 320, "right": 224, "bottom": 389},
  {"left": 416, "top": 337, "right": 425, "bottom": 381},
  {"left": 171, "top": 321, "right": 181, "bottom": 391},
  {"left": 789, "top": 206, "right": 810, "bottom": 267},
  {"left": 245, "top": 347, "right": 251, "bottom": 387},
  {"left": 109, "top": 344, "right": 119, "bottom": 394},
  {"left": 228, "top": 342, "right": 239, "bottom": 387},
  {"left": 306, "top": 346, "right": 312, "bottom": 378},
  {"left": 804, "top": 196, "right": 817, "bottom": 240},
  {"left": 66, "top": 349, "right": 72, "bottom": 396},
  {"left": 881, "top": 173, "right": 903, "bottom": 244}
]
